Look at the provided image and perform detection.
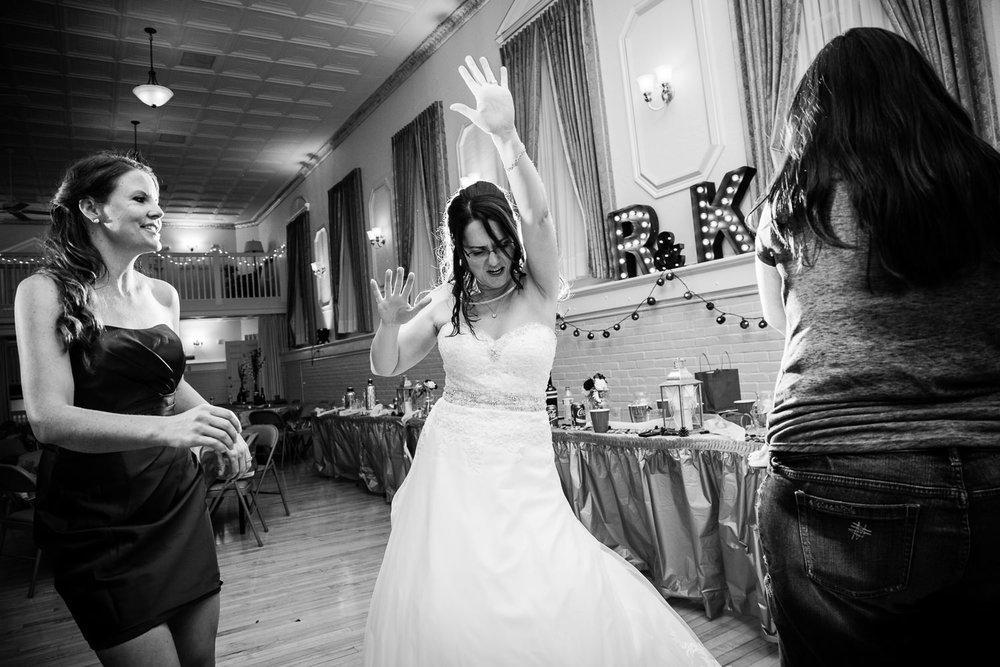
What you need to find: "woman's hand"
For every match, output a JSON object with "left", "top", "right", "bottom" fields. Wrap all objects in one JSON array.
[
  {"left": 449, "top": 56, "right": 514, "bottom": 139},
  {"left": 165, "top": 403, "right": 242, "bottom": 458},
  {"left": 222, "top": 432, "right": 253, "bottom": 480},
  {"left": 370, "top": 267, "right": 432, "bottom": 327}
]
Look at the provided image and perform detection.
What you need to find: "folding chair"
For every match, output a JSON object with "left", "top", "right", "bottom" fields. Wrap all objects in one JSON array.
[
  {"left": 246, "top": 423, "right": 290, "bottom": 517},
  {"left": 248, "top": 410, "right": 289, "bottom": 466},
  {"left": 0, "top": 464, "right": 43, "bottom": 597},
  {"left": 203, "top": 431, "right": 265, "bottom": 547}
]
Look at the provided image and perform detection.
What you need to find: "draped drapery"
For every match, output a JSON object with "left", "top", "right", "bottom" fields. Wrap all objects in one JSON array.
[
  {"left": 500, "top": 0, "right": 616, "bottom": 279},
  {"left": 500, "top": 23, "right": 543, "bottom": 158},
  {"left": 879, "top": 0, "right": 999, "bottom": 147},
  {"left": 328, "top": 168, "right": 374, "bottom": 335},
  {"left": 285, "top": 210, "right": 316, "bottom": 347},
  {"left": 257, "top": 314, "right": 287, "bottom": 401},
  {"left": 391, "top": 102, "right": 450, "bottom": 274},
  {"left": 728, "top": 0, "right": 803, "bottom": 204}
]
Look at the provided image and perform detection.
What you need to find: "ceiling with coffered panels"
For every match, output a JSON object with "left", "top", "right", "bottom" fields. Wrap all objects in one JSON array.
[{"left": 0, "top": 0, "right": 469, "bottom": 228}]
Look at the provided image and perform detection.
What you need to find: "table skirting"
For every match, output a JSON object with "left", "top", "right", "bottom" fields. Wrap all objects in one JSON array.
[{"left": 310, "top": 412, "right": 773, "bottom": 631}]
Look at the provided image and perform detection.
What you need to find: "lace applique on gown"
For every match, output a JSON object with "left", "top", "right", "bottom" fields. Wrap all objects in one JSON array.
[{"left": 363, "top": 322, "right": 718, "bottom": 666}]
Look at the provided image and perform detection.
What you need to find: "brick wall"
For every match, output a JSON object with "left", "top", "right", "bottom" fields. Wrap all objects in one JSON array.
[
  {"left": 280, "top": 289, "right": 785, "bottom": 414},
  {"left": 550, "top": 291, "right": 784, "bottom": 411}
]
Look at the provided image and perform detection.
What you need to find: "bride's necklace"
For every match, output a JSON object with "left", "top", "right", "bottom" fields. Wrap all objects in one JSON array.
[{"left": 472, "top": 285, "right": 516, "bottom": 319}]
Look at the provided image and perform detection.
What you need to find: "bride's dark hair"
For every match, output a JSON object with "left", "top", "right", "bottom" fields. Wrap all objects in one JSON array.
[
  {"left": 436, "top": 181, "right": 526, "bottom": 336},
  {"left": 41, "top": 150, "right": 155, "bottom": 350}
]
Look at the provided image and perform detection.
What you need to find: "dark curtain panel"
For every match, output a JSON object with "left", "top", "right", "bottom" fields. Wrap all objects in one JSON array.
[
  {"left": 500, "top": 22, "right": 543, "bottom": 157},
  {"left": 540, "top": 0, "right": 615, "bottom": 278},
  {"left": 285, "top": 211, "right": 316, "bottom": 347},
  {"left": 391, "top": 101, "right": 450, "bottom": 270},
  {"left": 414, "top": 102, "right": 450, "bottom": 256},
  {"left": 328, "top": 167, "right": 374, "bottom": 334},
  {"left": 880, "top": 0, "right": 999, "bottom": 147},
  {"left": 391, "top": 127, "right": 418, "bottom": 272},
  {"left": 728, "top": 0, "right": 802, "bottom": 205}
]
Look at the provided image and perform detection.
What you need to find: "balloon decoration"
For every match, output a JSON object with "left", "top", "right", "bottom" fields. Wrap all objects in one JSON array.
[
  {"left": 609, "top": 204, "right": 686, "bottom": 279},
  {"left": 690, "top": 166, "right": 756, "bottom": 262}
]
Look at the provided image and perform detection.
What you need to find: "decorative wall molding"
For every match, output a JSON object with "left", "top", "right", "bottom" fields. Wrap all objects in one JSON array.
[
  {"left": 328, "top": 0, "right": 491, "bottom": 153},
  {"left": 619, "top": 0, "right": 725, "bottom": 197},
  {"left": 562, "top": 253, "right": 755, "bottom": 322}
]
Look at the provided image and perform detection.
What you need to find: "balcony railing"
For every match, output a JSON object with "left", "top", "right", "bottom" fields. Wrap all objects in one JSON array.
[{"left": 0, "top": 251, "right": 286, "bottom": 321}]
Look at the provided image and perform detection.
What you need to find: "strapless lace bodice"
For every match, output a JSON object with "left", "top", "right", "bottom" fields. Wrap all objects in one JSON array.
[{"left": 437, "top": 321, "right": 556, "bottom": 412}]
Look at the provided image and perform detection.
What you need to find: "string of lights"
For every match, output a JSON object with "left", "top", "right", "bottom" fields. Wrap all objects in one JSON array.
[
  {"left": 149, "top": 244, "right": 287, "bottom": 266},
  {"left": 0, "top": 255, "right": 43, "bottom": 265},
  {"left": 556, "top": 268, "right": 768, "bottom": 339},
  {"left": 0, "top": 245, "right": 287, "bottom": 267}
]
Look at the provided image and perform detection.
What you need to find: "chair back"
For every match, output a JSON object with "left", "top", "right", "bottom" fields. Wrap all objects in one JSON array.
[
  {"left": 0, "top": 463, "right": 37, "bottom": 511},
  {"left": 248, "top": 410, "right": 285, "bottom": 430},
  {"left": 243, "top": 424, "right": 280, "bottom": 458}
]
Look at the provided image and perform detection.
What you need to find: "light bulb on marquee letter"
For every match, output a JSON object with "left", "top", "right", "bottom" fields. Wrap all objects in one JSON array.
[{"left": 689, "top": 166, "right": 757, "bottom": 263}]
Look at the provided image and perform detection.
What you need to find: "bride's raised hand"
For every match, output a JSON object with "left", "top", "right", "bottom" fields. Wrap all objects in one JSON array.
[
  {"left": 370, "top": 267, "right": 432, "bottom": 327},
  {"left": 449, "top": 56, "right": 514, "bottom": 139}
]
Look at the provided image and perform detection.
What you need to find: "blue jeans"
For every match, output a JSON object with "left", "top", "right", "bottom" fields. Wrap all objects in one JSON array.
[{"left": 757, "top": 448, "right": 1000, "bottom": 666}]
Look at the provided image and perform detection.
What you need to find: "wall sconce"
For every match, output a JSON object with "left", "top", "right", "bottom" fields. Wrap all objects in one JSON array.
[
  {"left": 367, "top": 227, "right": 386, "bottom": 247},
  {"left": 636, "top": 66, "right": 673, "bottom": 111},
  {"left": 310, "top": 261, "right": 327, "bottom": 277}
]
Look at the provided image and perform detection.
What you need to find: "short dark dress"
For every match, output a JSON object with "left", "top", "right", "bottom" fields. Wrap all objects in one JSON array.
[{"left": 34, "top": 324, "right": 222, "bottom": 651}]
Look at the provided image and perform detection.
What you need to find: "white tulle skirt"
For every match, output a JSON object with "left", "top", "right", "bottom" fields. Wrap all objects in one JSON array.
[{"left": 362, "top": 398, "right": 718, "bottom": 666}]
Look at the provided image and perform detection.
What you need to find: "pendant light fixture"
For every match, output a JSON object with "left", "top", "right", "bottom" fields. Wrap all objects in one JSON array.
[
  {"left": 128, "top": 120, "right": 142, "bottom": 160},
  {"left": 133, "top": 27, "right": 173, "bottom": 108}
]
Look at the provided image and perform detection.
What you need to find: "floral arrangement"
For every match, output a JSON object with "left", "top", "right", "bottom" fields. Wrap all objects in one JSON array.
[
  {"left": 412, "top": 379, "right": 439, "bottom": 412},
  {"left": 582, "top": 372, "right": 609, "bottom": 409},
  {"left": 412, "top": 379, "right": 438, "bottom": 400},
  {"left": 237, "top": 348, "right": 265, "bottom": 399}
]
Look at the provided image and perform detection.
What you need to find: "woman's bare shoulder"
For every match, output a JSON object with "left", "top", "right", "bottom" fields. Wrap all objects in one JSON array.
[{"left": 16, "top": 271, "right": 60, "bottom": 305}]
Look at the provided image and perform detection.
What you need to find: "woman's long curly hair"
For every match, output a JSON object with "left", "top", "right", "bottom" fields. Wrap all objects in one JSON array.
[
  {"left": 765, "top": 27, "right": 1000, "bottom": 289},
  {"left": 435, "top": 181, "right": 526, "bottom": 335},
  {"left": 41, "top": 150, "right": 155, "bottom": 351}
]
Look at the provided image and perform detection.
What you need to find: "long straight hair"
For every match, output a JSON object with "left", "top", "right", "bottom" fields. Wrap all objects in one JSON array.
[
  {"left": 766, "top": 27, "right": 1000, "bottom": 288},
  {"left": 42, "top": 151, "right": 155, "bottom": 350}
]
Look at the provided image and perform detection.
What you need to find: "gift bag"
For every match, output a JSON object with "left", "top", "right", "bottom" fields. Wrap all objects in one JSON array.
[{"left": 695, "top": 352, "right": 741, "bottom": 413}]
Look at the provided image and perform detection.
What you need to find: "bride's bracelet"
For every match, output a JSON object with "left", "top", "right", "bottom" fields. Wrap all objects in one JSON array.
[{"left": 505, "top": 144, "right": 527, "bottom": 173}]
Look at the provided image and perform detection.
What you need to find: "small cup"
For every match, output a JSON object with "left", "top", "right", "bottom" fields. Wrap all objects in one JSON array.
[{"left": 590, "top": 408, "right": 610, "bottom": 433}]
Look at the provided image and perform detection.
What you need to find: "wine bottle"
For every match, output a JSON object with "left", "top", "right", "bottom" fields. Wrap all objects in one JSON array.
[{"left": 545, "top": 375, "right": 558, "bottom": 423}]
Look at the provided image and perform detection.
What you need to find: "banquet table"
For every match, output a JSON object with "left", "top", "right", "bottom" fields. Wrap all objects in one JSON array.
[
  {"left": 311, "top": 412, "right": 411, "bottom": 502},
  {"left": 310, "top": 411, "right": 774, "bottom": 632}
]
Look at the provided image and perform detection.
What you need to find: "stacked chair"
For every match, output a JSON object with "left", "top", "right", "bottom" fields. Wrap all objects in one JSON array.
[{"left": 0, "top": 463, "right": 42, "bottom": 597}]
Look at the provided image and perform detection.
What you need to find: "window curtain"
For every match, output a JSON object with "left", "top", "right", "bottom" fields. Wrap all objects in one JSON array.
[
  {"left": 328, "top": 168, "right": 373, "bottom": 335},
  {"left": 728, "top": 0, "right": 803, "bottom": 204},
  {"left": 285, "top": 210, "right": 316, "bottom": 347},
  {"left": 257, "top": 314, "right": 287, "bottom": 401},
  {"left": 391, "top": 102, "right": 450, "bottom": 275},
  {"left": 879, "top": 0, "right": 999, "bottom": 147},
  {"left": 501, "top": 0, "right": 616, "bottom": 279},
  {"left": 500, "top": 22, "right": 543, "bottom": 158}
]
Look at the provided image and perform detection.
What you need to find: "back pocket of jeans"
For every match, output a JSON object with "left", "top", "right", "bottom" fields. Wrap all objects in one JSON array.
[{"left": 794, "top": 490, "right": 918, "bottom": 598}]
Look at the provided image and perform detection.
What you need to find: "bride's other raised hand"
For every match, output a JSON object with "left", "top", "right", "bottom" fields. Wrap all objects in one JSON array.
[
  {"left": 370, "top": 267, "right": 432, "bottom": 327},
  {"left": 449, "top": 56, "right": 514, "bottom": 140}
]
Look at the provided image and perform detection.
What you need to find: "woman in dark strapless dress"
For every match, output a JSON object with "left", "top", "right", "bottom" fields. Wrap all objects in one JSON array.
[{"left": 14, "top": 151, "right": 251, "bottom": 665}]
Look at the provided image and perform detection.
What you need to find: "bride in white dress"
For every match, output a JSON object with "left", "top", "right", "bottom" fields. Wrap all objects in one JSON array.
[{"left": 364, "top": 55, "right": 718, "bottom": 667}]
